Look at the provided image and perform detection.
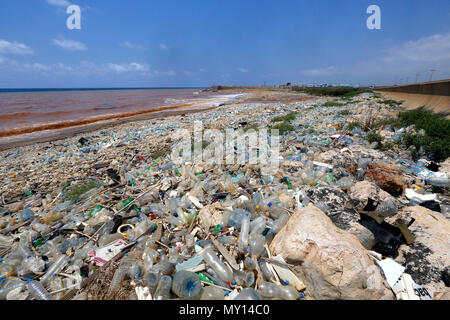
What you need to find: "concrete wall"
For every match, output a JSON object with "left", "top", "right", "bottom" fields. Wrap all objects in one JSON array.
[{"left": 375, "top": 79, "right": 450, "bottom": 117}]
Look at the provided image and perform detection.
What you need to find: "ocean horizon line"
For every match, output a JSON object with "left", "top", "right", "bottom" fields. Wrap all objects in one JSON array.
[{"left": 0, "top": 87, "right": 208, "bottom": 94}]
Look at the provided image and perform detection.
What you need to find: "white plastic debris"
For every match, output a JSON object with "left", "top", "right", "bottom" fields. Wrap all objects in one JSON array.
[{"left": 405, "top": 189, "right": 437, "bottom": 202}]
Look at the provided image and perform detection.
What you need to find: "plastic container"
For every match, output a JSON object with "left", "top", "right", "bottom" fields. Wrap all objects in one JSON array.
[
  {"left": 154, "top": 275, "right": 172, "bottom": 300},
  {"left": 40, "top": 254, "right": 69, "bottom": 286},
  {"left": 200, "top": 285, "right": 225, "bottom": 300},
  {"left": 376, "top": 199, "right": 398, "bottom": 217},
  {"left": 257, "top": 281, "right": 299, "bottom": 300},
  {"left": 109, "top": 257, "right": 132, "bottom": 295},
  {"left": 425, "top": 177, "right": 449, "bottom": 188},
  {"left": 235, "top": 288, "right": 262, "bottom": 300},
  {"left": 171, "top": 270, "right": 202, "bottom": 300},
  {"left": 227, "top": 209, "right": 250, "bottom": 230},
  {"left": 202, "top": 247, "right": 233, "bottom": 282},
  {"left": 237, "top": 215, "right": 250, "bottom": 252},
  {"left": 27, "top": 280, "right": 52, "bottom": 300},
  {"left": 248, "top": 235, "right": 265, "bottom": 257}
]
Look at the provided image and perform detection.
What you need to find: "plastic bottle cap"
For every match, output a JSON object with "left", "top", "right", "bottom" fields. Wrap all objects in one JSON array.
[
  {"left": 27, "top": 279, "right": 31, "bottom": 283},
  {"left": 284, "top": 280, "right": 289, "bottom": 285},
  {"left": 249, "top": 260, "right": 253, "bottom": 265},
  {"left": 246, "top": 248, "right": 250, "bottom": 253},
  {"left": 196, "top": 241, "right": 200, "bottom": 246},
  {"left": 232, "top": 280, "right": 236, "bottom": 285},
  {"left": 300, "top": 293, "right": 305, "bottom": 298},
  {"left": 225, "top": 290, "right": 230, "bottom": 295}
]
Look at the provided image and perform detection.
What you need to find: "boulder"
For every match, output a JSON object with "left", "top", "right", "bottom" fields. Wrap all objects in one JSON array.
[
  {"left": 365, "top": 162, "right": 406, "bottom": 195},
  {"left": 385, "top": 206, "right": 450, "bottom": 294},
  {"left": 316, "top": 150, "right": 356, "bottom": 169},
  {"left": 270, "top": 206, "right": 394, "bottom": 300},
  {"left": 348, "top": 181, "right": 396, "bottom": 212}
]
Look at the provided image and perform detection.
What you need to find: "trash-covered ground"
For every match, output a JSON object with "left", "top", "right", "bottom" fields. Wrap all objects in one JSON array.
[{"left": 0, "top": 90, "right": 449, "bottom": 300}]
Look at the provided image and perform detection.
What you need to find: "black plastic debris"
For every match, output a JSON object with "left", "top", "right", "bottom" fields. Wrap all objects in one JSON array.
[
  {"left": 359, "top": 214, "right": 406, "bottom": 258},
  {"left": 106, "top": 168, "right": 121, "bottom": 186},
  {"left": 78, "top": 137, "right": 89, "bottom": 146},
  {"left": 419, "top": 200, "right": 441, "bottom": 213}
]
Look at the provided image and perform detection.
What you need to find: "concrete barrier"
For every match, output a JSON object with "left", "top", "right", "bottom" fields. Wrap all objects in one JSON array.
[{"left": 375, "top": 79, "right": 450, "bottom": 118}]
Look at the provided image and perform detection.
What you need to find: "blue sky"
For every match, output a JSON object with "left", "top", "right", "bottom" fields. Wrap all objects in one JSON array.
[{"left": 0, "top": 0, "right": 449, "bottom": 88}]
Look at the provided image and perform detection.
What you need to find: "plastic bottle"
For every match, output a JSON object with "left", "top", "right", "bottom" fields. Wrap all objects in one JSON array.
[
  {"left": 267, "top": 214, "right": 289, "bottom": 233},
  {"left": 246, "top": 271, "right": 255, "bottom": 287},
  {"left": 337, "top": 175, "right": 356, "bottom": 191},
  {"left": 0, "top": 278, "right": 26, "bottom": 300},
  {"left": 376, "top": 199, "right": 398, "bottom": 217},
  {"left": 109, "top": 257, "right": 132, "bottom": 295},
  {"left": 154, "top": 275, "right": 172, "bottom": 300},
  {"left": 40, "top": 254, "right": 69, "bottom": 287},
  {"left": 249, "top": 218, "right": 266, "bottom": 239},
  {"left": 237, "top": 215, "right": 250, "bottom": 253},
  {"left": 200, "top": 285, "right": 225, "bottom": 300},
  {"left": 171, "top": 270, "right": 202, "bottom": 300},
  {"left": 204, "top": 268, "right": 230, "bottom": 289},
  {"left": 27, "top": 280, "right": 52, "bottom": 300},
  {"left": 227, "top": 209, "right": 250, "bottom": 230},
  {"left": 248, "top": 235, "right": 265, "bottom": 258},
  {"left": 202, "top": 247, "right": 233, "bottom": 282},
  {"left": 425, "top": 177, "right": 450, "bottom": 188},
  {"left": 257, "top": 281, "right": 299, "bottom": 300},
  {"left": 235, "top": 288, "right": 262, "bottom": 300},
  {"left": 244, "top": 257, "right": 256, "bottom": 271}
]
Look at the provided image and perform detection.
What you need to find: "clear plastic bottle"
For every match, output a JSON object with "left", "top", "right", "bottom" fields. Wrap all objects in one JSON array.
[
  {"left": 235, "top": 288, "right": 262, "bottom": 300},
  {"left": 246, "top": 271, "right": 255, "bottom": 287},
  {"left": 267, "top": 214, "right": 289, "bottom": 234},
  {"left": 248, "top": 235, "right": 265, "bottom": 257},
  {"left": 425, "top": 177, "right": 449, "bottom": 188},
  {"left": 257, "top": 281, "right": 299, "bottom": 300},
  {"left": 249, "top": 218, "right": 266, "bottom": 239},
  {"left": 259, "top": 261, "right": 273, "bottom": 281},
  {"left": 376, "top": 199, "right": 398, "bottom": 217},
  {"left": 154, "top": 275, "right": 172, "bottom": 300},
  {"left": 40, "top": 254, "right": 69, "bottom": 287},
  {"left": 227, "top": 209, "right": 250, "bottom": 230},
  {"left": 202, "top": 247, "right": 233, "bottom": 282},
  {"left": 244, "top": 256, "right": 256, "bottom": 271},
  {"left": 0, "top": 278, "right": 26, "bottom": 300},
  {"left": 27, "top": 280, "right": 52, "bottom": 300},
  {"left": 337, "top": 175, "right": 356, "bottom": 191},
  {"left": 171, "top": 270, "right": 202, "bottom": 300},
  {"left": 200, "top": 285, "right": 225, "bottom": 300},
  {"left": 237, "top": 215, "right": 250, "bottom": 253},
  {"left": 109, "top": 257, "right": 132, "bottom": 295}
]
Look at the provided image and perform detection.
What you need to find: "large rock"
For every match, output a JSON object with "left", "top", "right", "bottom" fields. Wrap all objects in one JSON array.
[
  {"left": 270, "top": 206, "right": 394, "bottom": 300},
  {"left": 316, "top": 150, "right": 356, "bottom": 169},
  {"left": 301, "top": 186, "right": 376, "bottom": 249},
  {"left": 349, "top": 181, "right": 396, "bottom": 212},
  {"left": 385, "top": 206, "right": 450, "bottom": 294},
  {"left": 365, "top": 162, "right": 406, "bottom": 195}
]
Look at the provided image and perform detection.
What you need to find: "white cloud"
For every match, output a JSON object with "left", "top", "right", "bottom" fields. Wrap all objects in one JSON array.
[
  {"left": 0, "top": 40, "right": 34, "bottom": 55},
  {"left": 159, "top": 43, "right": 168, "bottom": 50},
  {"left": 237, "top": 68, "right": 248, "bottom": 73},
  {"left": 107, "top": 62, "right": 149, "bottom": 73},
  {"left": 46, "top": 0, "right": 71, "bottom": 7},
  {"left": 384, "top": 32, "right": 450, "bottom": 63},
  {"left": 53, "top": 39, "right": 87, "bottom": 51},
  {"left": 121, "top": 41, "right": 145, "bottom": 50},
  {"left": 302, "top": 66, "right": 336, "bottom": 76}
]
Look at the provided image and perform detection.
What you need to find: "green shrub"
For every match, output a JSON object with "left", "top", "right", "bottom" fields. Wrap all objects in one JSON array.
[
  {"left": 270, "top": 121, "right": 295, "bottom": 135},
  {"left": 322, "top": 101, "right": 345, "bottom": 107},
  {"left": 271, "top": 112, "right": 297, "bottom": 123},
  {"left": 377, "top": 99, "right": 401, "bottom": 107},
  {"left": 338, "top": 110, "right": 352, "bottom": 116},
  {"left": 366, "top": 132, "right": 383, "bottom": 145},
  {"left": 65, "top": 180, "right": 98, "bottom": 200},
  {"left": 347, "top": 121, "right": 362, "bottom": 130}
]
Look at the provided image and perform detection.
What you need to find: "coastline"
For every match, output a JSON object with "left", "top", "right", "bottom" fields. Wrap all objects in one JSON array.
[{"left": 0, "top": 93, "right": 243, "bottom": 151}]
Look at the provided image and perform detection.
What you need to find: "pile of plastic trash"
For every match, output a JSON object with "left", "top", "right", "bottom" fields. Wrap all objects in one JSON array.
[{"left": 0, "top": 94, "right": 448, "bottom": 300}]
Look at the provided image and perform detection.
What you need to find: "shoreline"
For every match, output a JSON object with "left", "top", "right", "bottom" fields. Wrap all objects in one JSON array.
[{"left": 0, "top": 93, "right": 243, "bottom": 151}]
